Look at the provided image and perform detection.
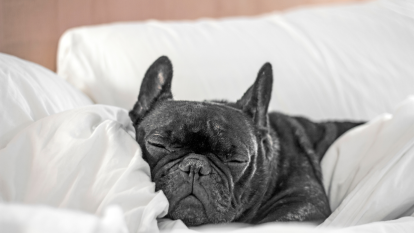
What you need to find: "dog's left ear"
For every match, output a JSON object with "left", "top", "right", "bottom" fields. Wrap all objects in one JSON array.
[
  {"left": 129, "top": 56, "right": 173, "bottom": 126},
  {"left": 237, "top": 63, "right": 273, "bottom": 128}
]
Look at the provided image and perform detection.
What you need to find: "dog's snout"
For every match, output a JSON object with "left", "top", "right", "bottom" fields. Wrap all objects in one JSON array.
[{"left": 179, "top": 154, "right": 211, "bottom": 176}]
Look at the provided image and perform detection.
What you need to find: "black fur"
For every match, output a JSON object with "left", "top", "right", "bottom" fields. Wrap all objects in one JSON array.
[{"left": 129, "top": 56, "right": 364, "bottom": 226}]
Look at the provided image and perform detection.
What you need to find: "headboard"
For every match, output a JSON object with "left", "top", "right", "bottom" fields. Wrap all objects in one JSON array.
[{"left": 0, "top": 0, "right": 366, "bottom": 72}]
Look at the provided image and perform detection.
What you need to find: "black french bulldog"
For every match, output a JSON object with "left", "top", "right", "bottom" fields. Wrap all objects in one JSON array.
[{"left": 129, "top": 56, "right": 363, "bottom": 226}]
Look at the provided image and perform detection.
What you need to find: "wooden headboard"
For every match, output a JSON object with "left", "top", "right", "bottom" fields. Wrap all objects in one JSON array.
[{"left": 0, "top": 0, "right": 365, "bottom": 72}]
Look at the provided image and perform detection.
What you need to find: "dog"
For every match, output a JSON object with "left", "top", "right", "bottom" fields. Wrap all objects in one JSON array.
[{"left": 129, "top": 56, "right": 363, "bottom": 226}]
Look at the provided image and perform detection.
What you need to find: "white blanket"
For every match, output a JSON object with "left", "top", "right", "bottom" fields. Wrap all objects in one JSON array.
[
  {"left": 2, "top": 98, "right": 414, "bottom": 233},
  {"left": 0, "top": 105, "right": 172, "bottom": 233},
  {"left": 321, "top": 96, "right": 414, "bottom": 228}
]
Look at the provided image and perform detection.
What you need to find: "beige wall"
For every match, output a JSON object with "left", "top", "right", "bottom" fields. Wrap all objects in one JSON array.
[{"left": 0, "top": 0, "right": 365, "bottom": 72}]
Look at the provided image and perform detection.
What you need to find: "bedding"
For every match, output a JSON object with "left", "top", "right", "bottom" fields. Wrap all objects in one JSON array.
[
  {"left": 0, "top": 53, "right": 93, "bottom": 148},
  {"left": 57, "top": 0, "right": 414, "bottom": 121},
  {"left": 0, "top": 204, "right": 128, "bottom": 233},
  {"left": 2, "top": 54, "right": 414, "bottom": 233},
  {"left": 2, "top": 94, "right": 414, "bottom": 233},
  {"left": 320, "top": 96, "right": 414, "bottom": 228},
  {"left": 3, "top": 0, "right": 414, "bottom": 232},
  {"left": 0, "top": 104, "right": 172, "bottom": 233}
]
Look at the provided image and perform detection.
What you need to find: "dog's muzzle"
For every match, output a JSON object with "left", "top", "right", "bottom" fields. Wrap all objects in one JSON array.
[{"left": 178, "top": 154, "right": 211, "bottom": 176}]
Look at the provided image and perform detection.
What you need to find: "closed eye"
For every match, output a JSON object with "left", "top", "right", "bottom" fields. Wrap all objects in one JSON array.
[
  {"left": 147, "top": 141, "right": 167, "bottom": 149},
  {"left": 227, "top": 158, "right": 248, "bottom": 164}
]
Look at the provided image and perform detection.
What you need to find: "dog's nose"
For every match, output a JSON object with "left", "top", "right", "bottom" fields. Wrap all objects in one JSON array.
[{"left": 179, "top": 154, "right": 211, "bottom": 176}]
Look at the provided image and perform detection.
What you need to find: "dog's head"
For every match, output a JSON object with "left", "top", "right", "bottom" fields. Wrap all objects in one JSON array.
[{"left": 129, "top": 56, "right": 276, "bottom": 226}]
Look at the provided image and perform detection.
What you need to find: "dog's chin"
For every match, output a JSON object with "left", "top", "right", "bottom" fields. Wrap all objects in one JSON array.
[{"left": 170, "top": 195, "right": 209, "bottom": 226}]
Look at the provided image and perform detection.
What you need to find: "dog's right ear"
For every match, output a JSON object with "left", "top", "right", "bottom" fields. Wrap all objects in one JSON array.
[
  {"left": 129, "top": 56, "right": 173, "bottom": 126},
  {"left": 236, "top": 63, "right": 273, "bottom": 129}
]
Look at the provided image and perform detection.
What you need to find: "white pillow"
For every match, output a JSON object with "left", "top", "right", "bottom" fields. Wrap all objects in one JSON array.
[
  {"left": 57, "top": 0, "right": 414, "bottom": 121},
  {"left": 0, "top": 53, "right": 93, "bottom": 148}
]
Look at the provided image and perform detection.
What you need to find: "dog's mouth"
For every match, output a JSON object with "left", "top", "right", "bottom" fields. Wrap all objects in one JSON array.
[
  {"left": 169, "top": 194, "right": 209, "bottom": 226},
  {"left": 179, "top": 194, "right": 203, "bottom": 208},
  {"left": 155, "top": 160, "right": 236, "bottom": 226}
]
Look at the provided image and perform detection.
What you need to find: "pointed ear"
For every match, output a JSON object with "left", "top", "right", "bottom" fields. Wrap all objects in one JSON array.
[
  {"left": 236, "top": 63, "right": 273, "bottom": 128},
  {"left": 129, "top": 56, "right": 173, "bottom": 126}
]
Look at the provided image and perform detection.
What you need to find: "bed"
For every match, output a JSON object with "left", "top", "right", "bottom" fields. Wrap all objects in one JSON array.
[{"left": 1, "top": 0, "right": 414, "bottom": 232}]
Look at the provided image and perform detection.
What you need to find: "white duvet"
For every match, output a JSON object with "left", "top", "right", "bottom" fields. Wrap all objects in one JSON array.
[
  {"left": 2, "top": 99, "right": 414, "bottom": 233},
  {"left": 0, "top": 53, "right": 177, "bottom": 233},
  {"left": 0, "top": 105, "right": 171, "bottom": 233}
]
